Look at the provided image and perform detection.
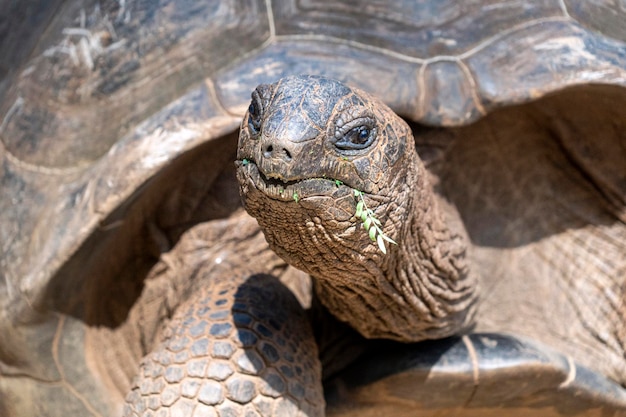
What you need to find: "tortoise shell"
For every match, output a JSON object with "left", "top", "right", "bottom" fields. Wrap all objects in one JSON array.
[{"left": 0, "top": 1, "right": 625, "bottom": 416}]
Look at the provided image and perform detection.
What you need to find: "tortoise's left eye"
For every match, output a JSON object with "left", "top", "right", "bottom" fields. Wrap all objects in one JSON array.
[
  {"left": 348, "top": 126, "right": 371, "bottom": 145},
  {"left": 335, "top": 118, "right": 376, "bottom": 151}
]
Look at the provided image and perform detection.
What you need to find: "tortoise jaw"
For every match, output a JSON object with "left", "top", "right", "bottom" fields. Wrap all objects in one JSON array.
[{"left": 236, "top": 159, "right": 349, "bottom": 202}]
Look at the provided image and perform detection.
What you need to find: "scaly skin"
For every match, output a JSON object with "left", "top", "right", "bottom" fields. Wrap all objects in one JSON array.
[
  {"left": 123, "top": 213, "right": 324, "bottom": 416},
  {"left": 236, "top": 75, "right": 477, "bottom": 342}
]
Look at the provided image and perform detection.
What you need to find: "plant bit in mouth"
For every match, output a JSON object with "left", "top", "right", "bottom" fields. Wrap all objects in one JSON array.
[{"left": 353, "top": 189, "right": 397, "bottom": 254}]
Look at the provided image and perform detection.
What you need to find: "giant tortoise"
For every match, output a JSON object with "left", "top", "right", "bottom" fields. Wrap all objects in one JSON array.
[{"left": 1, "top": 1, "right": 625, "bottom": 416}]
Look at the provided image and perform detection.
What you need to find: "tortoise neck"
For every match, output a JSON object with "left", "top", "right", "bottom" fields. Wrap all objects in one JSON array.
[
  {"left": 316, "top": 158, "right": 478, "bottom": 341},
  {"left": 392, "top": 164, "right": 478, "bottom": 339}
]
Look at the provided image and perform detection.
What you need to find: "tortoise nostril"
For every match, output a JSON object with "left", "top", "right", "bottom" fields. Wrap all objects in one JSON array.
[{"left": 263, "top": 143, "right": 293, "bottom": 161}]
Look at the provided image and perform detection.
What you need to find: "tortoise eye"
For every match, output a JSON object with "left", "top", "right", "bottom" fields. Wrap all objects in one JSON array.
[
  {"left": 247, "top": 102, "right": 261, "bottom": 134},
  {"left": 335, "top": 119, "right": 376, "bottom": 151},
  {"left": 355, "top": 126, "right": 371, "bottom": 143},
  {"left": 247, "top": 90, "right": 264, "bottom": 135},
  {"left": 248, "top": 102, "right": 257, "bottom": 116}
]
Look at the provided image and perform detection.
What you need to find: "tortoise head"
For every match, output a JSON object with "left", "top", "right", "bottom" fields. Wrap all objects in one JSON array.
[
  {"left": 236, "top": 75, "right": 416, "bottom": 270},
  {"left": 236, "top": 75, "right": 475, "bottom": 341}
]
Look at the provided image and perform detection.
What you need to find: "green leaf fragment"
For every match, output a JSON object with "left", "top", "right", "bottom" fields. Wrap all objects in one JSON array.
[
  {"left": 293, "top": 192, "right": 299, "bottom": 203},
  {"left": 382, "top": 234, "right": 397, "bottom": 245},
  {"left": 355, "top": 201, "right": 364, "bottom": 218},
  {"left": 377, "top": 234, "right": 387, "bottom": 254},
  {"left": 368, "top": 226, "right": 377, "bottom": 241},
  {"left": 352, "top": 187, "right": 397, "bottom": 253}
]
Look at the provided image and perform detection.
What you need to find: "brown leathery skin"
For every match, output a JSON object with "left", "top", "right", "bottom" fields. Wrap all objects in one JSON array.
[
  {"left": 122, "top": 214, "right": 323, "bottom": 417},
  {"left": 237, "top": 75, "right": 478, "bottom": 342},
  {"left": 123, "top": 274, "right": 323, "bottom": 417}
]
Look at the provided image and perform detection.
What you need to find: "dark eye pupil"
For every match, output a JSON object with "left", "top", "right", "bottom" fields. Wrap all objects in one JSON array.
[
  {"left": 335, "top": 124, "right": 375, "bottom": 151},
  {"left": 348, "top": 126, "right": 370, "bottom": 144},
  {"left": 358, "top": 127, "right": 369, "bottom": 141}
]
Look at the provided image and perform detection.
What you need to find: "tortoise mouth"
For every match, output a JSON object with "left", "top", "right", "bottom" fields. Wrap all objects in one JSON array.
[{"left": 237, "top": 159, "right": 351, "bottom": 202}]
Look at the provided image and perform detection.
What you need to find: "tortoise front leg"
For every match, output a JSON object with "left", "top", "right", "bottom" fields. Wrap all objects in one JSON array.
[{"left": 123, "top": 273, "right": 323, "bottom": 417}]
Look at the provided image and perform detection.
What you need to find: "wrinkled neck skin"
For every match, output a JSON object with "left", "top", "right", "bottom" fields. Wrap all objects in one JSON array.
[
  {"left": 310, "top": 155, "right": 477, "bottom": 342},
  {"left": 240, "top": 139, "right": 477, "bottom": 342},
  {"left": 237, "top": 75, "right": 477, "bottom": 342}
]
